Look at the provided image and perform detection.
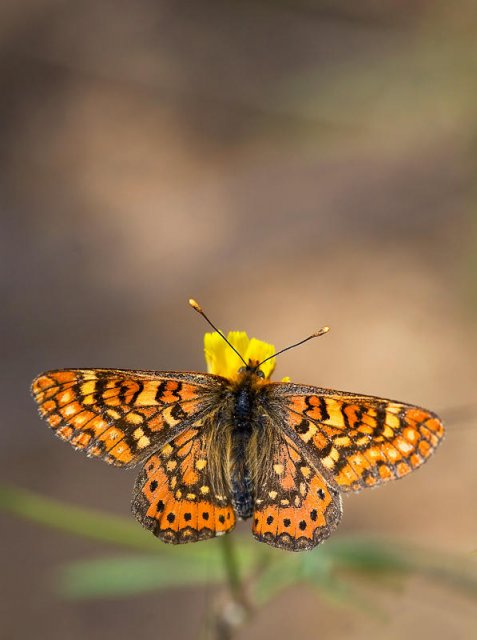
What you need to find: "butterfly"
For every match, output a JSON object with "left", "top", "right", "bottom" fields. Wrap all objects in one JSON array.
[{"left": 31, "top": 299, "right": 444, "bottom": 551}]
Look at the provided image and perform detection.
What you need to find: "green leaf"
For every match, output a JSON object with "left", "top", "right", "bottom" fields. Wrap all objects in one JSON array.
[
  {"left": 59, "top": 554, "right": 225, "bottom": 598},
  {"left": 321, "top": 537, "right": 412, "bottom": 573},
  {"left": 0, "top": 484, "right": 162, "bottom": 552},
  {"left": 0, "top": 484, "right": 255, "bottom": 562},
  {"left": 325, "top": 536, "right": 477, "bottom": 598},
  {"left": 253, "top": 536, "right": 477, "bottom": 615},
  {"left": 310, "top": 572, "right": 387, "bottom": 620},
  {"left": 60, "top": 544, "right": 259, "bottom": 599}
]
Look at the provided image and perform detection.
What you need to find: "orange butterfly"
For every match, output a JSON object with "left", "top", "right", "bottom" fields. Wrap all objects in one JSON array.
[{"left": 31, "top": 300, "right": 444, "bottom": 551}]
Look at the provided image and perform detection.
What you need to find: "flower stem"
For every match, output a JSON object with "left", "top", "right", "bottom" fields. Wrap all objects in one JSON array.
[
  {"left": 219, "top": 534, "right": 249, "bottom": 609},
  {"left": 213, "top": 534, "right": 253, "bottom": 640}
]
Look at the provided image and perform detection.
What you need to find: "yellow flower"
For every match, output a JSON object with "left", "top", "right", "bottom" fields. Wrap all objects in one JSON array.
[{"left": 204, "top": 331, "right": 277, "bottom": 381}]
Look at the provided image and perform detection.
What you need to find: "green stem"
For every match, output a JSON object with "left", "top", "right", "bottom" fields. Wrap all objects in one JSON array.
[
  {"left": 214, "top": 534, "right": 252, "bottom": 640},
  {"left": 219, "top": 534, "right": 251, "bottom": 613},
  {"left": 220, "top": 534, "right": 242, "bottom": 603}
]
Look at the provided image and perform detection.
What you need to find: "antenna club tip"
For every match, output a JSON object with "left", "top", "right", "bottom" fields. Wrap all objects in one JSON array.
[
  {"left": 315, "top": 326, "right": 330, "bottom": 337},
  {"left": 188, "top": 298, "right": 203, "bottom": 313}
]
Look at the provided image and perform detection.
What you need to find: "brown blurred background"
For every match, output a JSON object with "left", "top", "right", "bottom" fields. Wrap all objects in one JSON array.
[{"left": 1, "top": 1, "right": 476, "bottom": 639}]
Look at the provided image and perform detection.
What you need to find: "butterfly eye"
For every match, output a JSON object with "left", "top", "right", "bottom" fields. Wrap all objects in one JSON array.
[
  {"left": 238, "top": 366, "right": 247, "bottom": 374},
  {"left": 256, "top": 370, "right": 265, "bottom": 379}
]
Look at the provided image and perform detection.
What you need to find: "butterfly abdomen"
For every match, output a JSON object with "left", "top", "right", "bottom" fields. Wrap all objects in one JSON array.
[{"left": 230, "top": 383, "right": 255, "bottom": 519}]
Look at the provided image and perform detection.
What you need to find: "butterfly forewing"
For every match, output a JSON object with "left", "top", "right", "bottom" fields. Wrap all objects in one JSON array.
[
  {"left": 31, "top": 369, "right": 226, "bottom": 467},
  {"left": 266, "top": 383, "right": 445, "bottom": 492}
]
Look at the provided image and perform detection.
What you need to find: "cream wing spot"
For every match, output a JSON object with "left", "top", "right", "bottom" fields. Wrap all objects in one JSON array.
[
  {"left": 358, "top": 425, "right": 374, "bottom": 435},
  {"left": 126, "top": 412, "right": 143, "bottom": 425},
  {"left": 322, "top": 456, "right": 335, "bottom": 469},
  {"left": 300, "top": 423, "right": 317, "bottom": 443},
  {"left": 161, "top": 444, "right": 173, "bottom": 456},
  {"left": 384, "top": 444, "right": 399, "bottom": 460},
  {"left": 162, "top": 406, "right": 180, "bottom": 427},
  {"left": 323, "top": 400, "right": 346, "bottom": 428},
  {"left": 368, "top": 448, "right": 381, "bottom": 459},
  {"left": 137, "top": 435, "right": 150, "bottom": 449},
  {"left": 395, "top": 437, "right": 414, "bottom": 454},
  {"left": 385, "top": 412, "right": 400, "bottom": 429},
  {"left": 73, "top": 413, "right": 88, "bottom": 427},
  {"left": 80, "top": 381, "right": 96, "bottom": 397},
  {"left": 334, "top": 436, "right": 352, "bottom": 447},
  {"left": 59, "top": 390, "right": 74, "bottom": 404}
]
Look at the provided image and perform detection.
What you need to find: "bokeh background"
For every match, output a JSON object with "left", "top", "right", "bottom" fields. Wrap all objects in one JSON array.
[{"left": 1, "top": 1, "right": 476, "bottom": 639}]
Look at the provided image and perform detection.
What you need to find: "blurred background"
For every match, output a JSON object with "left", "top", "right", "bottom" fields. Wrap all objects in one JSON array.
[{"left": 1, "top": 1, "right": 476, "bottom": 638}]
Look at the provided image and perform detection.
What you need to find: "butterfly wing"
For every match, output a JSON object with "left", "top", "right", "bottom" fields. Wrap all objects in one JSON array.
[
  {"left": 265, "top": 382, "right": 445, "bottom": 492},
  {"left": 251, "top": 431, "right": 342, "bottom": 551},
  {"left": 31, "top": 369, "right": 226, "bottom": 467},
  {"left": 132, "top": 424, "right": 236, "bottom": 543}
]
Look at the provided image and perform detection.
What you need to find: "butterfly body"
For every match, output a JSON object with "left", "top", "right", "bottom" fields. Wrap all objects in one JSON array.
[
  {"left": 32, "top": 347, "right": 445, "bottom": 550},
  {"left": 229, "top": 384, "right": 255, "bottom": 519},
  {"left": 185, "top": 366, "right": 270, "bottom": 521}
]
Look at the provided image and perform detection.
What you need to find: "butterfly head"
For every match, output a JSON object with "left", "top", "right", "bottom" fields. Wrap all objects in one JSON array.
[{"left": 238, "top": 361, "right": 266, "bottom": 380}]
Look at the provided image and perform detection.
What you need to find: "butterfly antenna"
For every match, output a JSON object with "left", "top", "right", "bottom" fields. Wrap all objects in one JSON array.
[
  {"left": 258, "top": 326, "right": 330, "bottom": 368},
  {"left": 189, "top": 298, "right": 248, "bottom": 367}
]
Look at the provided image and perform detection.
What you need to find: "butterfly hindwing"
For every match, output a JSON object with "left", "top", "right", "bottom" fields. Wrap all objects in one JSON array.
[
  {"left": 31, "top": 369, "right": 225, "bottom": 467},
  {"left": 132, "top": 425, "right": 236, "bottom": 543},
  {"left": 267, "top": 383, "right": 445, "bottom": 492},
  {"left": 252, "top": 432, "right": 342, "bottom": 551}
]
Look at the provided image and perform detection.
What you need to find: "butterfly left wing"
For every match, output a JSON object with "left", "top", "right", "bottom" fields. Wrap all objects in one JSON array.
[
  {"left": 31, "top": 368, "right": 225, "bottom": 467},
  {"left": 252, "top": 431, "right": 342, "bottom": 551},
  {"left": 132, "top": 424, "right": 236, "bottom": 543},
  {"left": 265, "top": 382, "right": 445, "bottom": 492}
]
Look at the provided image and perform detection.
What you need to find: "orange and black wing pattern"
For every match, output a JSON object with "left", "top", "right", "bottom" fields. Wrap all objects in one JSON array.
[
  {"left": 252, "top": 432, "right": 342, "bottom": 551},
  {"left": 268, "top": 383, "right": 444, "bottom": 492},
  {"left": 132, "top": 425, "right": 235, "bottom": 544},
  {"left": 31, "top": 369, "right": 225, "bottom": 468}
]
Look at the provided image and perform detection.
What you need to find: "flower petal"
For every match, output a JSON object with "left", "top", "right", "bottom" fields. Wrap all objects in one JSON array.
[{"left": 203, "top": 331, "right": 284, "bottom": 381}]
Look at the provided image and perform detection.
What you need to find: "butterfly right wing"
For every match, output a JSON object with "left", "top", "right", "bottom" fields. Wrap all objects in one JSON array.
[
  {"left": 265, "top": 382, "right": 444, "bottom": 492},
  {"left": 252, "top": 431, "right": 342, "bottom": 551},
  {"left": 31, "top": 369, "right": 226, "bottom": 467}
]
